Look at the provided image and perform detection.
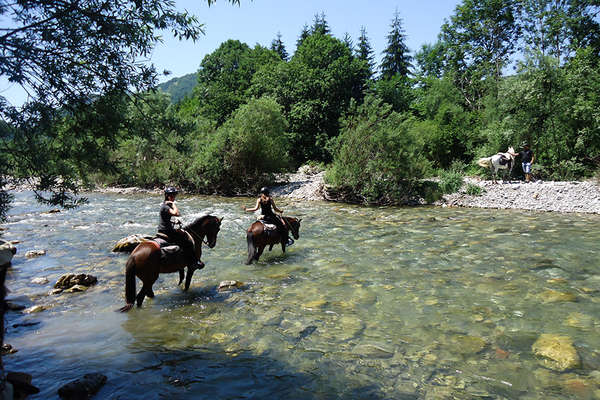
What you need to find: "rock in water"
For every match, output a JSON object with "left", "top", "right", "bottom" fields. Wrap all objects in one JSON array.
[
  {"left": 112, "top": 234, "right": 154, "bottom": 252},
  {"left": 218, "top": 280, "right": 245, "bottom": 291},
  {"left": 54, "top": 274, "right": 98, "bottom": 289},
  {"left": 25, "top": 249, "right": 46, "bottom": 258},
  {"left": 532, "top": 334, "right": 580, "bottom": 371},
  {"left": 58, "top": 373, "right": 107, "bottom": 399}
]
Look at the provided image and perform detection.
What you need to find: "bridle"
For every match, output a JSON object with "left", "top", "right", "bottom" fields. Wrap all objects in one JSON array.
[{"left": 186, "top": 223, "right": 209, "bottom": 246}]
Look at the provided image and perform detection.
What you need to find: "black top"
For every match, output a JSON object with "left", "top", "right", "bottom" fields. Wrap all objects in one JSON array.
[
  {"left": 157, "top": 202, "right": 175, "bottom": 234},
  {"left": 520, "top": 149, "right": 533, "bottom": 163},
  {"left": 259, "top": 197, "right": 275, "bottom": 216}
]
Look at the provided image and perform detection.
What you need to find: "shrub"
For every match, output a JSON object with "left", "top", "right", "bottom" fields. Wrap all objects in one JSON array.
[
  {"left": 438, "top": 170, "right": 464, "bottom": 194},
  {"left": 326, "top": 96, "right": 431, "bottom": 204},
  {"left": 465, "top": 183, "right": 485, "bottom": 196}
]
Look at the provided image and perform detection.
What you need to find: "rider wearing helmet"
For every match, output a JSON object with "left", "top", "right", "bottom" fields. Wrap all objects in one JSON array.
[
  {"left": 243, "top": 187, "right": 289, "bottom": 245},
  {"left": 158, "top": 187, "right": 200, "bottom": 267}
]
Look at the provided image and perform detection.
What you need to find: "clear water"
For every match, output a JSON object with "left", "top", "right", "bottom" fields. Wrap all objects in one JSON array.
[{"left": 3, "top": 191, "right": 600, "bottom": 399}]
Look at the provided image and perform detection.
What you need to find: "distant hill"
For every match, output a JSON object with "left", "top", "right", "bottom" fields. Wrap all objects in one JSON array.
[{"left": 158, "top": 72, "right": 198, "bottom": 104}]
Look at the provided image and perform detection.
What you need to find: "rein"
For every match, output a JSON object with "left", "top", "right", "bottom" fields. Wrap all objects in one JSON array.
[{"left": 186, "top": 225, "right": 208, "bottom": 246}]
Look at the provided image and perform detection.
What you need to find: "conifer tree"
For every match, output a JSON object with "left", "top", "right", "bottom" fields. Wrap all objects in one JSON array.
[
  {"left": 271, "top": 31, "right": 288, "bottom": 61},
  {"left": 380, "top": 10, "right": 412, "bottom": 79},
  {"left": 311, "top": 12, "right": 330, "bottom": 35},
  {"left": 297, "top": 23, "right": 310, "bottom": 49},
  {"left": 343, "top": 32, "right": 354, "bottom": 53},
  {"left": 356, "top": 26, "right": 375, "bottom": 77}
]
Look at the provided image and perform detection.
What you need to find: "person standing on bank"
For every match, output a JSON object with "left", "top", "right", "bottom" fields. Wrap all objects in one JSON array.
[
  {"left": 158, "top": 187, "right": 201, "bottom": 267},
  {"left": 511, "top": 143, "right": 535, "bottom": 183}
]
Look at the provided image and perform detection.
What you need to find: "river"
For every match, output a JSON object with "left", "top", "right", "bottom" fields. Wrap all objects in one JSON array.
[{"left": 3, "top": 191, "right": 600, "bottom": 399}]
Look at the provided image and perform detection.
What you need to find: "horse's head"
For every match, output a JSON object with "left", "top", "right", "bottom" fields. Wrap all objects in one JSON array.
[
  {"left": 186, "top": 215, "right": 222, "bottom": 249},
  {"left": 285, "top": 217, "right": 302, "bottom": 240},
  {"left": 508, "top": 147, "right": 515, "bottom": 156}
]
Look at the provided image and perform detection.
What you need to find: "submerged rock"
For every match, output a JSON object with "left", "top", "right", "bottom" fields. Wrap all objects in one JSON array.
[
  {"left": 1, "top": 344, "right": 17, "bottom": 355},
  {"left": 31, "top": 277, "right": 49, "bottom": 285},
  {"left": 25, "top": 249, "right": 46, "bottom": 258},
  {"left": 539, "top": 289, "right": 577, "bottom": 303},
  {"left": 23, "top": 305, "right": 49, "bottom": 314},
  {"left": 218, "top": 280, "right": 245, "bottom": 291},
  {"left": 450, "top": 335, "right": 487, "bottom": 354},
  {"left": 112, "top": 234, "right": 153, "bottom": 252},
  {"left": 532, "top": 334, "right": 580, "bottom": 371},
  {"left": 58, "top": 373, "right": 107, "bottom": 399},
  {"left": 54, "top": 274, "right": 97, "bottom": 289}
]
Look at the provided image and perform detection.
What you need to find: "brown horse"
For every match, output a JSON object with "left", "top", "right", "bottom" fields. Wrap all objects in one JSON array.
[
  {"left": 246, "top": 216, "right": 301, "bottom": 264},
  {"left": 118, "top": 215, "right": 222, "bottom": 312}
]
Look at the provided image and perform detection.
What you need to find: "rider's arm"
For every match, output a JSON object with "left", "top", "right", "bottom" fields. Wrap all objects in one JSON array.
[
  {"left": 166, "top": 201, "right": 180, "bottom": 216},
  {"left": 271, "top": 198, "right": 283, "bottom": 214},
  {"left": 244, "top": 198, "right": 260, "bottom": 212},
  {"left": 531, "top": 153, "right": 535, "bottom": 163}
]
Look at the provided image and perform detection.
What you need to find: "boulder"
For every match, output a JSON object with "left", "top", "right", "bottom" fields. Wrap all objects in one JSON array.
[
  {"left": 58, "top": 373, "right": 107, "bottom": 400},
  {"left": 0, "top": 239, "right": 16, "bottom": 266},
  {"left": 532, "top": 334, "right": 580, "bottom": 371},
  {"left": 54, "top": 274, "right": 97, "bottom": 290},
  {"left": 112, "top": 234, "right": 153, "bottom": 252}
]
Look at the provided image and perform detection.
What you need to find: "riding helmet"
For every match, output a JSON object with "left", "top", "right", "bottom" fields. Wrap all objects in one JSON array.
[
  {"left": 260, "top": 187, "right": 270, "bottom": 195},
  {"left": 164, "top": 186, "right": 178, "bottom": 195}
]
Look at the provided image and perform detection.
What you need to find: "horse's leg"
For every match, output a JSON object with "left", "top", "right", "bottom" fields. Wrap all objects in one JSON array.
[
  {"left": 256, "top": 245, "right": 265, "bottom": 261},
  {"left": 136, "top": 283, "right": 152, "bottom": 307},
  {"left": 268, "top": 244, "right": 274, "bottom": 251},
  {"left": 178, "top": 269, "right": 184, "bottom": 285},
  {"left": 183, "top": 266, "right": 195, "bottom": 291},
  {"left": 281, "top": 240, "right": 286, "bottom": 253}
]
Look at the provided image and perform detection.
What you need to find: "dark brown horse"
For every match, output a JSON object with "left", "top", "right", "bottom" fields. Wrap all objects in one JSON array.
[
  {"left": 246, "top": 216, "right": 301, "bottom": 264},
  {"left": 118, "top": 215, "right": 222, "bottom": 312}
]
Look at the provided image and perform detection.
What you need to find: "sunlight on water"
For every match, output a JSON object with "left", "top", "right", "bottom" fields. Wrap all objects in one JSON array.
[{"left": 3, "top": 191, "right": 600, "bottom": 399}]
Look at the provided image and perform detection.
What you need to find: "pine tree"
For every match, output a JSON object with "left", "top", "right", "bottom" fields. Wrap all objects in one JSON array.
[
  {"left": 380, "top": 10, "right": 412, "bottom": 79},
  {"left": 311, "top": 12, "right": 330, "bottom": 35},
  {"left": 270, "top": 31, "right": 288, "bottom": 61},
  {"left": 297, "top": 23, "right": 310, "bottom": 49},
  {"left": 356, "top": 26, "right": 375, "bottom": 77},
  {"left": 342, "top": 32, "right": 354, "bottom": 53}
]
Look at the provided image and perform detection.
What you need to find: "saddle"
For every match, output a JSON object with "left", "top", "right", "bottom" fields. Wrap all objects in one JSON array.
[
  {"left": 498, "top": 154, "right": 511, "bottom": 166},
  {"left": 154, "top": 232, "right": 186, "bottom": 263}
]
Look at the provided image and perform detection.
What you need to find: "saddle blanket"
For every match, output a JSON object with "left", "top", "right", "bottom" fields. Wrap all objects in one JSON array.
[{"left": 259, "top": 220, "right": 278, "bottom": 231}]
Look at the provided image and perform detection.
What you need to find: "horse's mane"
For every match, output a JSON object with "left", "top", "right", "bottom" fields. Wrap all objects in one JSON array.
[{"left": 184, "top": 215, "right": 215, "bottom": 231}]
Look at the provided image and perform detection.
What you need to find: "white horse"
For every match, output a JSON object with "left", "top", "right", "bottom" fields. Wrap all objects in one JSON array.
[{"left": 477, "top": 147, "right": 515, "bottom": 183}]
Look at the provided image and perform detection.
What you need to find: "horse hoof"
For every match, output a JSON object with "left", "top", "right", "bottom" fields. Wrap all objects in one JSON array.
[{"left": 117, "top": 304, "right": 134, "bottom": 313}]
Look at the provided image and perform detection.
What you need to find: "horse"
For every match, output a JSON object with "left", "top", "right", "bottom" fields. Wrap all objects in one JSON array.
[
  {"left": 246, "top": 216, "right": 301, "bottom": 264},
  {"left": 477, "top": 147, "right": 515, "bottom": 183},
  {"left": 118, "top": 215, "right": 222, "bottom": 312}
]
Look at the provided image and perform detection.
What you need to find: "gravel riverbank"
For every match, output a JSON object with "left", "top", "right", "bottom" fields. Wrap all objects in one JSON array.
[{"left": 271, "top": 171, "right": 600, "bottom": 214}]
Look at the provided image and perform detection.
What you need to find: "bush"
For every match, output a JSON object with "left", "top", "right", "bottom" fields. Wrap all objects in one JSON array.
[
  {"left": 465, "top": 183, "right": 485, "bottom": 196},
  {"left": 438, "top": 170, "right": 464, "bottom": 194},
  {"left": 190, "top": 96, "right": 290, "bottom": 193},
  {"left": 326, "top": 96, "right": 431, "bottom": 204}
]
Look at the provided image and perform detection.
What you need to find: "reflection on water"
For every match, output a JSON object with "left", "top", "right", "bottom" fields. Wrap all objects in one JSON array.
[{"left": 3, "top": 191, "right": 600, "bottom": 399}]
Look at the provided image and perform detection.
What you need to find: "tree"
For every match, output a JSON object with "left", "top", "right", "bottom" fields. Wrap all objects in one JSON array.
[
  {"left": 251, "top": 34, "right": 368, "bottom": 163},
  {"left": 296, "top": 23, "right": 311, "bottom": 49},
  {"left": 311, "top": 12, "right": 330, "bottom": 36},
  {"left": 414, "top": 42, "right": 447, "bottom": 79},
  {"left": 356, "top": 26, "right": 376, "bottom": 78},
  {"left": 194, "top": 40, "right": 280, "bottom": 125},
  {"left": 270, "top": 31, "right": 289, "bottom": 61},
  {"left": 380, "top": 10, "right": 412, "bottom": 79},
  {"left": 342, "top": 32, "right": 354, "bottom": 52},
  {"left": 0, "top": 0, "right": 240, "bottom": 221}
]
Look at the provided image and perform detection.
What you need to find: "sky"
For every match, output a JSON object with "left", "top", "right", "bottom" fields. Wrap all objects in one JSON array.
[{"left": 0, "top": 0, "right": 461, "bottom": 106}]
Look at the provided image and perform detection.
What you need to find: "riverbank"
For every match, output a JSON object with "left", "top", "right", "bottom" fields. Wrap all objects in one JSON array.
[
  {"left": 271, "top": 171, "right": 600, "bottom": 214},
  {"left": 440, "top": 177, "right": 600, "bottom": 214}
]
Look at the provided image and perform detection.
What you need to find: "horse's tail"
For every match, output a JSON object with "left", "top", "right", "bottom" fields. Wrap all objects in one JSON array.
[
  {"left": 118, "top": 256, "right": 136, "bottom": 312},
  {"left": 246, "top": 230, "right": 255, "bottom": 265},
  {"left": 477, "top": 157, "right": 492, "bottom": 168}
]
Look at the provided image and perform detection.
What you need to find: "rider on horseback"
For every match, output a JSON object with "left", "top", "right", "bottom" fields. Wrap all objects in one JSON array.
[
  {"left": 158, "top": 187, "right": 201, "bottom": 268},
  {"left": 243, "top": 187, "right": 290, "bottom": 246}
]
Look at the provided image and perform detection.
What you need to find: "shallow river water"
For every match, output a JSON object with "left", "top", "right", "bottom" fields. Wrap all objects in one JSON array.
[{"left": 2, "top": 191, "right": 600, "bottom": 399}]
